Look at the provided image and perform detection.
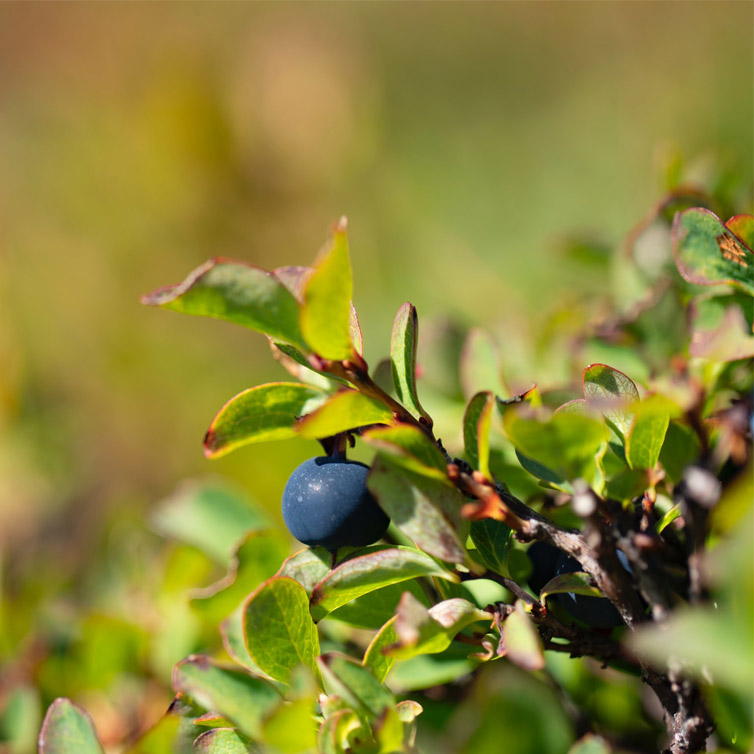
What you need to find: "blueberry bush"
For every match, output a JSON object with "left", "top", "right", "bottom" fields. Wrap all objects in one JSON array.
[{"left": 37, "top": 196, "right": 752, "bottom": 754}]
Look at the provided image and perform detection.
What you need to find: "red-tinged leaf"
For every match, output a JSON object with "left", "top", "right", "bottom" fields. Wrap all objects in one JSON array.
[
  {"left": 39, "top": 699, "right": 105, "bottom": 754},
  {"left": 391, "top": 303, "right": 433, "bottom": 427},
  {"left": 672, "top": 207, "right": 754, "bottom": 295},
  {"left": 204, "top": 382, "right": 328, "bottom": 458},
  {"left": 193, "top": 728, "right": 254, "bottom": 753},
  {"left": 725, "top": 214, "right": 754, "bottom": 249},
  {"left": 141, "top": 258, "right": 306, "bottom": 348}
]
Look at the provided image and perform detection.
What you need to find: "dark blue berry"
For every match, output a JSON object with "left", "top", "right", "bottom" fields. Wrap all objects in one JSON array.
[
  {"left": 553, "top": 550, "right": 631, "bottom": 630},
  {"left": 282, "top": 457, "right": 390, "bottom": 552}
]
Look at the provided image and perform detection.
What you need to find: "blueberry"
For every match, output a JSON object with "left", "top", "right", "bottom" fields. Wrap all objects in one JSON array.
[
  {"left": 526, "top": 541, "right": 561, "bottom": 596},
  {"left": 553, "top": 550, "right": 631, "bottom": 630},
  {"left": 282, "top": 457, "right": 390, "bottom": 552}
]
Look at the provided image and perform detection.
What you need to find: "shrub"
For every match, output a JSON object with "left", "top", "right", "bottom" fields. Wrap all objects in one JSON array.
[{"left": 39, "top": 201, "right": 753, "bottom": 754}]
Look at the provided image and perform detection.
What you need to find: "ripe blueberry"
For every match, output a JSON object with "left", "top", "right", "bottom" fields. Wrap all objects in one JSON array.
[
  {"left": 281, "top": 456, "right": 390, "bottom": 552},
  {"left": 553, "top": 550, "right": 631, "bottom": 630}
]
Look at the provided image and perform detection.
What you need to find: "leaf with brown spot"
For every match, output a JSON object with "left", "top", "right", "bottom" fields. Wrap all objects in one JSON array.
[{"left": 672, "top": 208, "right": 754, "bottom": 295}]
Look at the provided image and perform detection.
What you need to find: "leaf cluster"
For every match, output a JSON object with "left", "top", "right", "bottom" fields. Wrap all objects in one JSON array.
[{"left": 39, "top": 201, "right": 753, "bottom": 754}]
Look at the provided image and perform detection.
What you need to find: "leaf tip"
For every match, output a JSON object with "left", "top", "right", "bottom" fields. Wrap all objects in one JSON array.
[{"left": 202, "top": 429, "right": 219, "bottom": 459}]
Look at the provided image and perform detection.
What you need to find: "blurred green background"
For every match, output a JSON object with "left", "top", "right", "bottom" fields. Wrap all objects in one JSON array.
[{"left": 0, "top": 2, "right": 751, "bottom": 749}]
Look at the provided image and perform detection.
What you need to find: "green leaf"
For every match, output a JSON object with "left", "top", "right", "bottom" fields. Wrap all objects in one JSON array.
[
  {"left": 300, "top": 218, "right": 355, "bottom": 360},
  {"left": 390, "top": 302, "right": 432, "bottom": 425},
  {"left": 460, "top": 328, "right": 504, "bottom": 398},
  {"left": 193, "top": 728, "right": 255, "bottom": 753},
  {"left": 387, "top": 594, "right": 492, "bottom": 660},
  {"left": 582, "top": 363, "right": 639, "bottom": 441},
  {"left": 504, "top": 409, "right": 608, "bottom": 485},
  {"left": 243, "top": 577, "right": 322, "bottom": 686},
  {"left": 262, "top": 698, "right": 318, "bottom": 754},
  {"left": 141, "top": 259, "right": 306, "bottom": 348},
  {"left": 469, "top": 518, "right": 512, "bottom": 576},
  {"left": 277, "top": 547, "right": 332, "bottom": 595},
  {"left": 373, "top": 705, "right": 404, "bottom": 754},
  {"left": 463, "top": 391, "right": 494, "bottom": 479},
  {"left": 502, "top": 601, "right": 545, "bottom": 671},
  {"left": 0, "top": 685, "right": 40, "bottom": 754},
  {"left": 655, "top": 503, "right": 682, "bottom": 534},
  {"left": 151, "top": 480, "right": 271, "bottom": 564},
  {"left": 295, "top": 390, "right": 394, "bottom": 439},
  {"left": 363, "top": 616, "right": 399, "bottom": 683},
  {"left": 540, "top": 572, "right": 603, "bottom": 601},
  {"left": 367, "top": 457, "right": 468, "bottom": 563},
  {"left": 626, "top": 395, "right": 673, "bottom": 471},
  {"left": 605, "top": 467, "right": 649, "bottom": 503},
  {"left": 318, "top": 653, "right": 395, "bottom": 720},
  {"left": 309, "top": 546, "right": 459, "bottom": 622},
  {"left": 659, "top": 421, "right": 701, "bottom": 484},
  {"left": 172, "top": 657, "right": 280, "bottom": 739},
  {"left": 362, "top": 424, "right": 447, "bottom": 480},
  {"left": 387, "top": 647, "right": 478, "bottom": 692},
  {"left": 515, "top": 450, "right": 569, "bottom": 491},
  {"left": 672, "top": 207, "right": 754, "bottom": 295},
  {"left": 190, "top": 530, "right": 290, "bottom": 623},
  {"left": 203, "top": 383, "right": 328, "bottom": 458},
  {"left": 38, "top": 699, "right": 105, "bottom": 754},
  {"left": 327, "top": 579, "right": 430, "bottom": 630}
]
